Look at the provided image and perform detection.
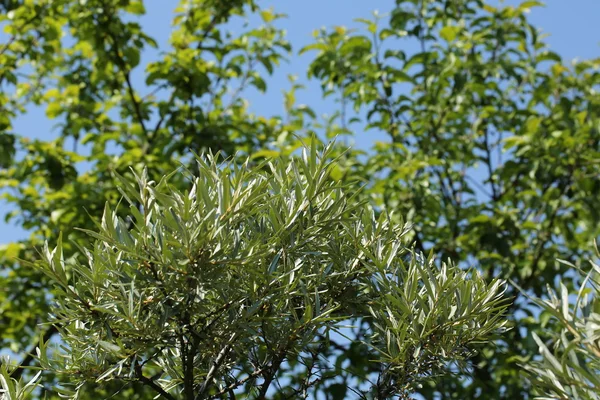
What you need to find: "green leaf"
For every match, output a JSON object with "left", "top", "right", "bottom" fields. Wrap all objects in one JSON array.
[
  {"left": 440, "top": 26, "right": 461, "bottom": 42},
  {"left": 126, "top": 1, "right": 146, "bottom": 15}
]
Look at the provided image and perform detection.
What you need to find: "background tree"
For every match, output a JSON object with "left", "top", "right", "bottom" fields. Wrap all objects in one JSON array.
[
  {"left": 300, "top": 0, "right": 600, "bottom": 397},
  {"left": 2, "top": 142, "right": 510, "bottom": 399}
]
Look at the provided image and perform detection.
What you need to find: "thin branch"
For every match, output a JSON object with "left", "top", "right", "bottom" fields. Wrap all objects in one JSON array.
[
  {"left": 281, "top": 349, "right": 321, "bottom": 400},
  {"left": 0, "top": 13, "right": 43, "bottom": 85},
  {"left": 103, "top": 22, "right": 148, "bottom": 137},
  {"left": 256, "top": 334, "right": 298, "bottom": 400},
  {"left": 140, "top": 346, "right": 167, "bottom": 368},
  {"left": 371, "top": 26, "right": 399, "bottom": 142},
  {"left": 143, "top": 83, "right": 169, "bottom": 101},
  {"left": 220, "top": 58, "right": 256, "bottom": 117},
  {"left": 498, "top": 168, "right": 524, "bottom": 200},
  {"left": 93, "top": 9, "right": 149, "bottom": 154},
  {"left": 465, "top": 175, "right": 493, "bottom": 199},
  {"left": 120, "top": 66, "right": 149, "bottom": 135},
  {"left": 208, "top": 367, "right": 268, "bottom": 399},
  {"left": 0, "top": 36, "right": 16, "bottom": 58},
  {"left": 482, "top": 126, "right": 499, "bottom": 201},
  {"left": 0, "top": 11, "right": 40, "bottom": 58},
  {"left": 196, "top": 332, "right": 238, "bottom": 399},
  {"left": 134, "top": 361, "right": 176, "bottom": 400},
  {"left": 152, "top": 91, "right": 176, "bottom": 138}
]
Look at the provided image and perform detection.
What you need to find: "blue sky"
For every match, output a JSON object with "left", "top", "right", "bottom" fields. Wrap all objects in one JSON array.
[{"left": 1, "top": 0, "right": 599, "bottom": 244}]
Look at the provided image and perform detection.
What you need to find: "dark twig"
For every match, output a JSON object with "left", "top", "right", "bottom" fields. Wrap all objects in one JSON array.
[
  {"left": 208, "top": 367, "right": 268, "bottom": 399},
  {"left": 135, "top": 361, "right": 176, "bottom": 400},
  {"left": 196, "top": 332, "right": 238, "bottom": 399}
]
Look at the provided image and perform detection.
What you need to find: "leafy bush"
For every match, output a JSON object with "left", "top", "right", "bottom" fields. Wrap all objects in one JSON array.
[{"left": 3, "top": 142, "right": 510, "bottom": 399}]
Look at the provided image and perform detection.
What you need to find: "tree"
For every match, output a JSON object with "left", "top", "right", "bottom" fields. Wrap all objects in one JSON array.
[
  {"left": 301, "top": 0, "right": 600, "bottom": 396},
  {"left": 1, "top": 142, "right": 510, "bottom": 399}
]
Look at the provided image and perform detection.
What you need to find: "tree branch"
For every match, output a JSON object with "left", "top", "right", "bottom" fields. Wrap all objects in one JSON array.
[
  {"left": 135, "top": 361, "right": 176, "bottom": 400},
  {"left": 208, "top": 367, "right": 268, "bottom": 399},
  {"left": 196, "top": 332, "right": 238, "bottom": 399},
  {"left": 256, "top": 333, "right": 299, "bottom": 400},
  {"left": 482, "top": 126, "right": 499, "bottom": 201},
  {"left": 105, "top": 30, "right": 148, "bottom": 137},
  {"left": 182, "top": 334, "right": 197, "bottom": 400},
  {"left": 98, "top": 7, "right": 148, "bottom": 139}
]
